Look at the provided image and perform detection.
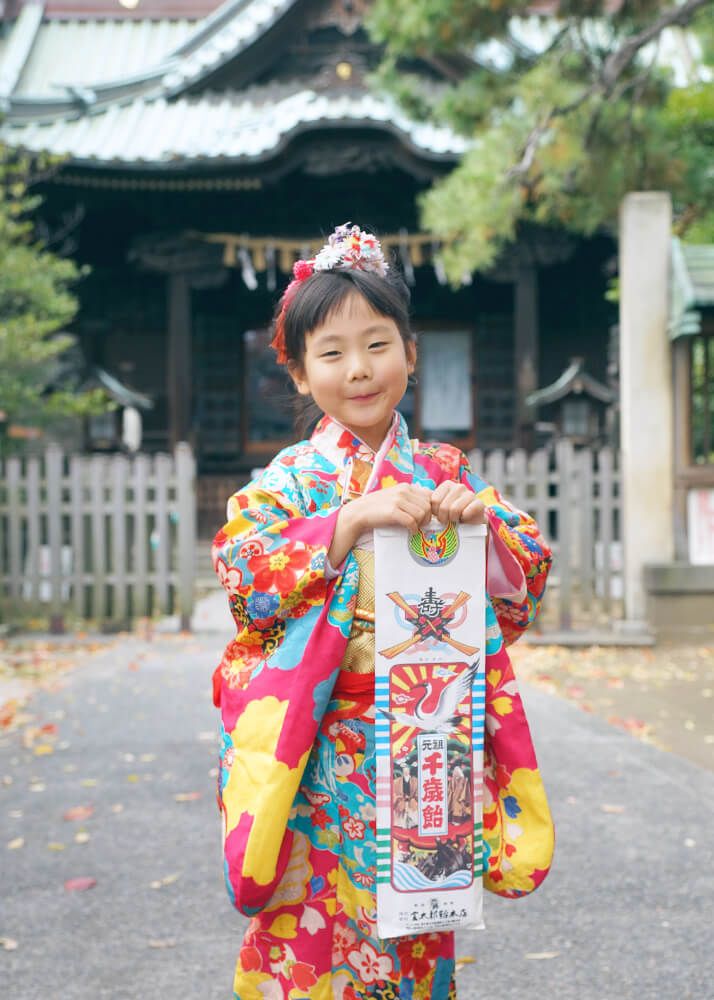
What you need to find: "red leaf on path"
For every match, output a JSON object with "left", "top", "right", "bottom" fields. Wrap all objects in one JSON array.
[
  {"left": 63, "top": 805, "right": 94, "bottom": 822},
  {"left": 40, "top": 723, "right": 58, "bottom": 735},
  {"left": 64, "top": 877, "right": 97, "bottom": 892},
  {"left": 174, "top": 791, "right": 201, "bottom": 802}
]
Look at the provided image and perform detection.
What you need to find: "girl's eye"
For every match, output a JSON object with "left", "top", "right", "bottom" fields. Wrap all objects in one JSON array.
[
  {"left": 369, "top": 341, "right": 387, "bottom": 349},
  {"left": 320, "top": 350, "right": 341, "bottom": 358}
]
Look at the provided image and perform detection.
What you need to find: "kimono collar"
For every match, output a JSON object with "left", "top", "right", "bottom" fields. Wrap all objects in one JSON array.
[{"left": 311, "top": 411, "right": 414, "bottom": 491}]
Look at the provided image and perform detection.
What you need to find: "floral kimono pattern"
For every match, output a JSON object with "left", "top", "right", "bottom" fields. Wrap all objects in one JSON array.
[{"left": 212, "top": 412, "right": 554, "bottom": 999}]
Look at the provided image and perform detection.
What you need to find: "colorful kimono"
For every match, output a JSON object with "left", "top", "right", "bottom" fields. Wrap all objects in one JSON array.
[{"left": 212, "top": 412, "right": 553, "bottom": 1000}]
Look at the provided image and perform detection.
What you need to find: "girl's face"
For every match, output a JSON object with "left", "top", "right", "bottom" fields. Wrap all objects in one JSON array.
[{"left": 289, "top": 292, "right": 416, "bottom": 452}]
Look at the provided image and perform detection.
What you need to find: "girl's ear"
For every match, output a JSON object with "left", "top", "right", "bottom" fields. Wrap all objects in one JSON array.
[
  {"left": 405, "top": 338, "right": 417, "bottom": 374},
  {"left": 287, "top": 360, "right": 310, "bottom": 397}
]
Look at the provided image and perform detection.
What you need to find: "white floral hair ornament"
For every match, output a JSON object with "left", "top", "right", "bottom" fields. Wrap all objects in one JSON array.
[
  {"left": 312, "top": 222, "right": 389, "bottom": 276},
  {"left": 272, "top": 222, "right": 389, "bottom": 363}
]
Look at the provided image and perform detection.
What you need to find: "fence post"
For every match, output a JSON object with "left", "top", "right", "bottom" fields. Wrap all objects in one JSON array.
[
  {"left": 133, "top": 454, "right": 150, "bottom": 618},
  {"left": 46, "top": 444, "right": 64, "bottom": 633},
  {"left": 26, "top": 457, "right": 41, "bottom": 606},
  {"left": 176, "top": 442, "right": 197, "bottom": 632},
  {"left": 577, "top": 447, "right": 594, "bottom": 607},
  {"left": 90, "top": 454, "right": 107, "bottom": 624},
  {"left": 599, "top": 446, "right": 614, "bottom": 618},
  {"left": 556, "top": 438, "right": 573, "bottom": 631},
  {"left": 154, "top": 453, "right": 171, "bottom": 614},
  {"left": 7, "top": 457, "right": 22, "bottom": 606},
  {"left": 69, "top": 456, "right": 84, "bottom": 619},
  {"left": 111, "top": 455, "right": 129, "bottom": 628}
]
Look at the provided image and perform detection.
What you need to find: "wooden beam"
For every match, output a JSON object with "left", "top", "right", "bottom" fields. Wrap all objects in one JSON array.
[
  {"left": 514, "top": 261, "right": 539, "bottom": 449},
  {"left": 167, "top": 272, "right": 192, "bottom": 450}
]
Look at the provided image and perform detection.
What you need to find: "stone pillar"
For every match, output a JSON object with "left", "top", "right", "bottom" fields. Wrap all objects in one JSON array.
[{"left": 619, "top": 192, "right": 673, "bottom": 627}]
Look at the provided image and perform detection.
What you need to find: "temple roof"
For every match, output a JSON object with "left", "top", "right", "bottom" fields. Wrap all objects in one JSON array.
[
  {"left": 526, "top": 358, "right": 615, "bottom": 408},
  {"left": 0, "top": 0, "right": 468, "bottom": 168},
  {"left": 2, "top": 85, "right": 468, "bottom": 166},
  {"left": 669, "top": 238, "right": 714, "bottom": 340},
  {"left": 1, "top": 0, "right": 304, "bottom": 112}
]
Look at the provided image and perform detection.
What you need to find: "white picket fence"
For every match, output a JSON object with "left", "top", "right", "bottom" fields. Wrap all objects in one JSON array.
[
  {"left": 0, "top": 440, "right": 618, "bottom": 634},
  {"left": 0, "top": 444, "right": 196, "bottom": 630},
  {"left": 468, "top": 440, "right": 622, "bottom": 632}
]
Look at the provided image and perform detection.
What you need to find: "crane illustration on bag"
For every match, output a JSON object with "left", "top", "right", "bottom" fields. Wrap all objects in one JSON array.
[{"left": 380, "top": 661, "right": 480, "bottom": 735}]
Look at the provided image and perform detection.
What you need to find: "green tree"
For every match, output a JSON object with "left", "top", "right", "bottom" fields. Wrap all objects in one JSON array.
[
  {"left": 367, "top": 0, "right": 713, "bottom": 280},
  {"left": 0, "top": 145, "right": 109, "bottom": 452}
]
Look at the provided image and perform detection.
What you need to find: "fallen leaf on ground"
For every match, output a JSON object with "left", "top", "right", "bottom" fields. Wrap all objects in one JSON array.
[
  {"left": 7, "top": 837, "right": 24, "bottom": 850},
  {"left": 455, "top": 956, "right": 476, "bottom": 971},
  {"left": 601, "top": 803, "right": 625, "bottom": 814},
  {"left": 63, "top": 805, "right": 94, "bottom": 822},
  {"left": 34, "top": 744, "right": 54, "bottom": 756},
  {"left": 148, "top": 939, "right": 176, "bottom": 949},
  {"left": 150, "top": 872, "right": 182, "bottom": 889},
  {"left": 74, "top": 832, "right": 90, "bottom": 844},
  {"left": 0, "top": 937, "right": 18, "bottom": 951},
  {"left": 110, "top": 803, "right": 124, "bottom": 814},
  {"left": 565, "top": 685, "right": 585, "bottom": 699},
  {"left": 0, "top": 701, "right": 19, "bottom": 729},
  {"left": 174, "top": 791, "right": 201, "bottom": 802},
  {"left": 47, "top": 842, "right": 65, "bottom": 851},
  {"left": 29, "top": 782, "right": 45, "bottom": 792},
  {"left": 64, "top": 877, "right": 97, "bottom": 892},
  {"left": 81, "top": 779, "right": 98, "bottom": 787},
  {"left": 525, "top": 952, "right": 559, "bottom": 960},
  {"left": 126, "top": 774, "right": 140, "bottom": 783}
]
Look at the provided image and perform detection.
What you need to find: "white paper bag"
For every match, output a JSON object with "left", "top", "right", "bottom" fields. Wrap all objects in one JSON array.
[{"left": 374, "top": 521, "right": 487, "bottom": 938}]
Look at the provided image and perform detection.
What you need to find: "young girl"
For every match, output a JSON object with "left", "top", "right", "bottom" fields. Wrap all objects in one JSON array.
[{"left": 212, "top": 224, "right": 554, "bottom": 1000}]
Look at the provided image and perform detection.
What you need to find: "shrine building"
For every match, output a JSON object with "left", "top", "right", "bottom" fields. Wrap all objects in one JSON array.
[{"left": 0, "top": 0, "right": 615, "bottom": 532}]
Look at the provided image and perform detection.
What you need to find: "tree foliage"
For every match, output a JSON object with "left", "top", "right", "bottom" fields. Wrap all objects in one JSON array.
[
  {"left": 367, "top": 0, "right": 714, "bottom": 279},
  {"left": 0, "top": 145, "right": 109, "bottom": 449}
]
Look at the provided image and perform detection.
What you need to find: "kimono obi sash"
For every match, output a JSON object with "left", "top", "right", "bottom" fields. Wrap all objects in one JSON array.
[{"left": 339, "top": 548, "right": 375, "bottom": 677}]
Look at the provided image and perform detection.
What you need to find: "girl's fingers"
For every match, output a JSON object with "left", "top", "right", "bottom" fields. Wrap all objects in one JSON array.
[
  {"left": 397, "top": 499, "right": 429, "bottom": 531},
  {"left": 461, "top": 499, "right": 487, "bottom": 524},
  {"left": 430, "top": 481, "right": 451, "bottom": 506},
  {"left": 436, "top": 492, "right": 472, "bottom": 525}
]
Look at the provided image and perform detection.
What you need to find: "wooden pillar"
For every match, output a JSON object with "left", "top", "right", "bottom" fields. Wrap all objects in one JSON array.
[
  {"left": 514, "top": 262, "right": 539, "bottom": 449},
  {"left": 167, "top": 271, "right": 192, "bottom": 450}
]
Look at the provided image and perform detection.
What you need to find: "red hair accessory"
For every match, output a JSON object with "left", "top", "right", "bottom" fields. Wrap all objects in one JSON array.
[
  {"left": 270, "top": 223, "right": 388, "bottom": 365},
  {"left": 271, "top": 259, "right": 315, "bottom": 364}
]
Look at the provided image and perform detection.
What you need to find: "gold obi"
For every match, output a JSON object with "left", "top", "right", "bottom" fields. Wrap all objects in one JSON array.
[{"left": 341, "top": 547, "right": 375, "bottom": 675}]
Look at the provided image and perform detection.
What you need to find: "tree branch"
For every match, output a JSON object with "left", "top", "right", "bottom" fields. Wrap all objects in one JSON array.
[
  {"left": 507, "top": 0, "right": 710, "bottom": 180},
  {"left": 601, "top": 0, "right": 711, "bottom": 91}
]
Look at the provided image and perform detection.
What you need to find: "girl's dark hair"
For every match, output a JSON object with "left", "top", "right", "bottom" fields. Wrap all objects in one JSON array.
[{"left": 275, "top": 266, "right": 413, "bottom": 366}]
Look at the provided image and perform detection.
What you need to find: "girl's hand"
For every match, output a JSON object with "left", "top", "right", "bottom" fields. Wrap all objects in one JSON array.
[
  {"left": 430, "top": 481, "right": 487, "bottom": 526},
  {"left": 346, "top": 484, "right": 433, "bottom": 535},
  {"left": 327, "top": 485, "right": 432, "bottom": 568}
]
